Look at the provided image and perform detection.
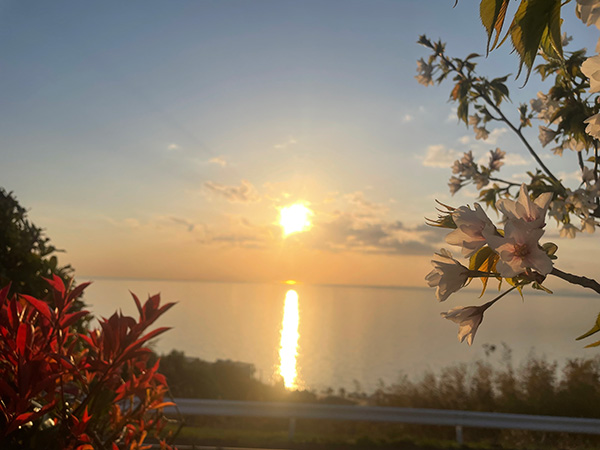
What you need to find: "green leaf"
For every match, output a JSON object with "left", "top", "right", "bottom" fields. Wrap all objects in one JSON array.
[
  {"left": 469, "top": 246, "right": 496, "bottom": 272},
  {"left": 480, "top": 0, "right": 511, "bottom": 53},
  {"left": 468, "top": 246, "right": 499, "bottom": 297},
  {"left": 542, "top": 242, "right": 558, "bottom": 259},
  {"left": 531, "top": 282, "right": 553, "bottom": 294},
  {"left": 576, "top": 313, "right": 600, "bottom": 340},
  {"left": 509, "top": 0, "right": 562, "bottom": 82}
]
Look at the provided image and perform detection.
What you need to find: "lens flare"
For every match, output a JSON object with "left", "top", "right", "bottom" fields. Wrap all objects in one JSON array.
[{"left": 278, "top": 289, "right": 300, "bottom": 389}]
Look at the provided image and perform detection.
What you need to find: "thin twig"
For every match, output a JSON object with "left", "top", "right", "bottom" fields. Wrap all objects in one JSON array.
[{"left": 550, "top": 267, "right": 600, "bottom": 295}]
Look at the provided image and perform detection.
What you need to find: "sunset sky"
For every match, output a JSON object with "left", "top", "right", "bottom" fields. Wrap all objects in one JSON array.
[{"left": 2, "top": 1, "right": 599, "bottom": 287}]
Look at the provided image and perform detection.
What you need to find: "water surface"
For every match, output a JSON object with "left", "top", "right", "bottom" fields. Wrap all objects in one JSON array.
[{"left": 84, "top": 278, "right": 600, "bottom": 392}]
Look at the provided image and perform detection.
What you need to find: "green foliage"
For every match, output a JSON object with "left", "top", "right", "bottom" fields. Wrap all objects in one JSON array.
[
  {"left": 577, "top": 313, "right": 600, "bottom": 346},
  {"left": 158, "top": 350, "right": 297, "bottom": 402},
  {"left": 375, "top": 348, "right": 600, "bottom": 420},
  {"left": 0, "top": 188, "right": 74, "bottom": 299},
  {"left": 478, "top": 0, "right": 564, "bottom": 81}
]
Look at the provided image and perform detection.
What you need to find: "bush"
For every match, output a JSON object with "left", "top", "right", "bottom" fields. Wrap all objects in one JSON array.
[{"left": 0, "top": 275, "right": 177, "bottom": 449}]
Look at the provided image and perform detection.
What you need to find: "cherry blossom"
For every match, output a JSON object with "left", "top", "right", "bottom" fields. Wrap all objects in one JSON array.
[
  {"left": 441, "top": 300, "right": 495, "bottom": 345},
  {"left": 488, "top": 148, "right": 505, "bottom": 171},
  {"left": 445, "top": 203, "right": 495, "bottom": 257},
  {"left": 474, "top": 125, "right": 489, "bottom": 141},
  {"left": 560, "top": 223, "right": 578, "bottom": 239},
  {"left": 577, "top": 0, "right": 600, "bottom": 29},
  {"left": 582, "top": 217, "right": 596, "bottom": 233},
  {"left": 495, "top": 184, "right": 553, "bottom": 229},
  {"left": 448, "top": 176, "right": 462, "bottom": 195},
  {"left": 584, "top": 113, "right": 600, "bottom": 140},
  {"left": 416, "top": 58, "right": 434, "bottom": 86},
  {"left": 425, "top": 249, "right": 469, "bottom": 302},
  {"left": 582, "top": 54, "right": 600, "bottom": 93},
  {"left": 486, "top": 221, "right": 553, "bottom": 277},
  {"left": 530, "top": 92, "right": 560, "bottom": 124},
  {"left": 538, "top": 126, "right": 558, "bottom": 147}
]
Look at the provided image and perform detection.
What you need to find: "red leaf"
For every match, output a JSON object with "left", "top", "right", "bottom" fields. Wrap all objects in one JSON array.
[
  {"left": 20, "top": 295, "right": 53, "bottom": 322},
  {"left": 44, "top": 274, "right": 65, "bottom": 296},
  {"left": 16, "top": 323, "right": 30, "bottom": 356},
  {"left": 67, "top": 282, "right": 92, "bottom": 307},
  {"left": 59, "top": 311, "right": 89, "bottom": 329},
  {"left": 6, "top": 411, "right": 34, "bottom": 435},
  {"left": 130, "top": 291, "right": 144, "bottom": 319},
  {"left": 0, "top": 283, "right": 10, "bottom": 308}
]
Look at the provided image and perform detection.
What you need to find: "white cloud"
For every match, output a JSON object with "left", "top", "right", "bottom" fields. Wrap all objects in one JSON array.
[
  {"left": 167, "top": 143, "right": 180, "bottom": 151},
  {"left": 421, "top": 144, "right": 461, "bottom": 168},
  {"left": 446, "top": 107, "right": 458, "bottom": 122},
  {"left": 458, "top": 135, "right": 470, "bottom": 144},
  {"left": 274, "top": 137, "right": 298, "bottom": 150},
  {"left": 558, "top": 170, "right": 581, "bottom": 182},
  {"left": 208, "top": 156, "right": 227, "bottom": 167},
  {"left": 203, "top": 179, "right": 261, "bottom": 203},
  {"left": 504, "top": 153, "right": 528, "bottom": 166},
  {"left": 482, "top": 127, "right": 508, "bottom": 145},
  {"left": 402, "top": 114, "right": 413, "bottom": 123}
]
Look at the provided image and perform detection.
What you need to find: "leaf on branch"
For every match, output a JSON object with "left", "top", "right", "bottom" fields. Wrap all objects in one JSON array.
[
  {"left": 480, "top": 0, "right": 511, "bottom": 54},
  {"left": 542, "top": 242, "right": 558, "bottom": 260},
  {"left": 509, "top": 0, "right": 563, "bottom": 82},
  {"left": 469, "top": 246, "right": 499, "bottom": 296},
  {"left": 576, "top": 313, "right": 600, "bottom": 341}
]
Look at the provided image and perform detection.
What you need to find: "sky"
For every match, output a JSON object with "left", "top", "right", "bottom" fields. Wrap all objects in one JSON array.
[{"left": 2, "top": 0, "right": 599, "bottom": 287}]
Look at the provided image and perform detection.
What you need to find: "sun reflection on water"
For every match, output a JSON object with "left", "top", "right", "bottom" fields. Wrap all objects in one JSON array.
[{"left": 278, "top": 289, "right": 300, "bottom": 389}]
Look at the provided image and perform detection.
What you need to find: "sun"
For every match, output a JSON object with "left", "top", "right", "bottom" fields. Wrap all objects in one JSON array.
[{"left": 279, "top": 203, "right": 313, "bottom": 237}]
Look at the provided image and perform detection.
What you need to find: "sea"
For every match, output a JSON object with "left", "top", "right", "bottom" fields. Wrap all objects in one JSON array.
[{"left": 82, "top": 277, "right": 600, "bottom": 393}]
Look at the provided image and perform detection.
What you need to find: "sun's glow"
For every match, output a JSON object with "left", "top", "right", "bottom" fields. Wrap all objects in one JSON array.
[
  {"left": 279, "top": 203, "right": 313, "bottom": 236},
  {"left": 278, "top": 289, "right": 300, "bottom": 389}
]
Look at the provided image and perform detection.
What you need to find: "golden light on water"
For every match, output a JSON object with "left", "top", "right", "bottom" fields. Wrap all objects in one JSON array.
[
  {"left": 278, "top": 289, "right": 300, "bottom": 389},
  {"left": 279, "top": 203, "right": 313, "bottom": 236}
]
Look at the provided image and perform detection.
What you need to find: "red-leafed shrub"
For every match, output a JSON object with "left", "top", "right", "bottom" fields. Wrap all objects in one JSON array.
[{"left": 0, "top": 275, "right": 177, "bottom": 449}]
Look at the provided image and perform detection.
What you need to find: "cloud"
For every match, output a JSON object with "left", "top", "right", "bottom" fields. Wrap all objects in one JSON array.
[
  {"left": 203, "top": 179, "right": 261, "bottom": 203},
  {"left": 421, "top": 144, "right": 461, "bottom": 168},
  {"left": 402, "top": 114, "right": 413, "bottom": 123},
  {"left": 446, "top": 107, "right": 458, "bottom": 122},
  {"left": 199, "top": 216, "right": 277, "bottom": 249},
  {"left": 458, "top": 135, "right": 470, "bottom": 144},
  {"left": 482, "top": 127, "right": 508, "bottom": 145},
  {"left": 293, "top": 192, "right": 442, "bottom": 255},
  {"left": 558, "top": 170, "right": 581, "bottom": 182},
  {"left": 304, "top": 213, "right": 437, "bottom": 255},
  {"left": 167, "top": 143, "right": 180, "bottom": 151},
  {"left": 504, "top": 153, "right": 528, "bottom": 166},
  {"left": 274, "top": 137, "right": 298, "bottom": 150},
  {"left": 207, "top": 156, "right": 227, "bottom": 167},
  {"left": 169, "top": 216, "right": 195, "bottom": 232}
]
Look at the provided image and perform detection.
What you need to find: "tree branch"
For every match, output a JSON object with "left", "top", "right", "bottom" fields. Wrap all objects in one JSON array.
[
  {"left": 550, "top": 267, "right": 600, "bottom": 295},
  {"left": 478, "top": 90, "right": 565, "bottom": 191}
]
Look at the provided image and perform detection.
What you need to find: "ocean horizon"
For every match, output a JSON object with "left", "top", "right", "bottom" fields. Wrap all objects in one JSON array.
[{"left": 81, "top": 276, "right": 600, "bottom": 393}]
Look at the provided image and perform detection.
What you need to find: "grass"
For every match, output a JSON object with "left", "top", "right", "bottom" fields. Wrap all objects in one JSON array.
[{"left": 163, "top": 416, "right": 600, "bottom": 450}]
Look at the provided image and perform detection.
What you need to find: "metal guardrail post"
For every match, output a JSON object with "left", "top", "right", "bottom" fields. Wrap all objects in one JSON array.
[
  {"left": 455, "top": 425, "right": 463, "bottom": 446},
  {"left": 288, "top": 417, "right": 296, "bottom": 441}
]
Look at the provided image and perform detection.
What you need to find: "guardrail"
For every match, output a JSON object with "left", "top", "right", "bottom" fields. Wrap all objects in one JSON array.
[{"left": 165, "top": 398, "right": 600, "bottom": 445}]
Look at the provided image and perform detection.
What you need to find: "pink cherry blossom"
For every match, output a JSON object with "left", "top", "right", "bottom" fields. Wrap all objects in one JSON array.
[
  {"left": 425, "top": 249, "right": 469, "bottom": 302},
  {"left": 496, "top": 184, "right": 552, "bottom": 229},
  {"left": 486, "top": 221, "right": 553, "bottom": 277},
  {"left": 582, "top": 54, "right": 600, "bottom": 93},
  {"left": 441, "top": 300, "right": 493, "bottom": 346},
  {"left": 445, "top": 203, "right": 495, "bottom": 257}
]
